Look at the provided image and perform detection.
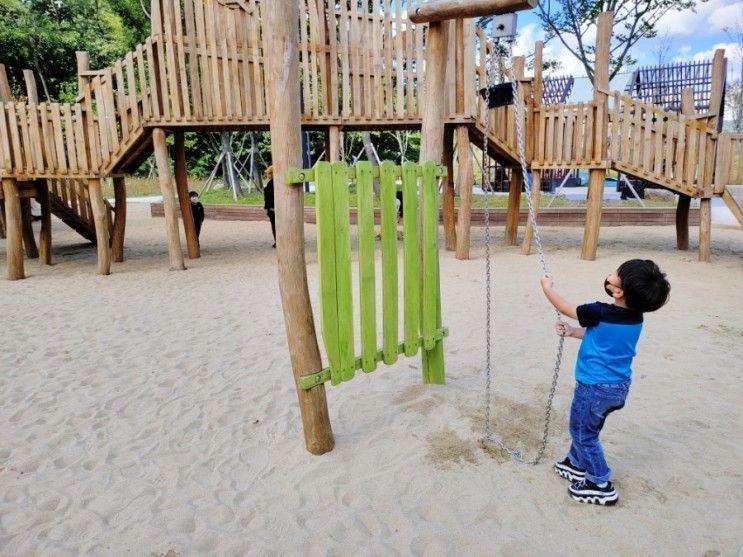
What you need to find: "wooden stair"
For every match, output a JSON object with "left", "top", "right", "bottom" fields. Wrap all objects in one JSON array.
[
  {"left": 48, "top": 181, "right": 97, "bottom": 244},
  {"left": 722, "top": 185, "right": 743, "bottom": 226}
]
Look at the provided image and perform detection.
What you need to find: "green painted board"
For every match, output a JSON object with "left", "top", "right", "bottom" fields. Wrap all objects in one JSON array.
[
  {"left": 401, "top": 161, "right": 420, "bottom": 357},
  {"left": 356, "top": 161, "right": 377, "bottom": 373},
  {"left": 421, "top": 161, "right": 439, "bottom": 352},
  {"left": 314, "top": 161, "right": 342, "bottom": 385},
  {"left": 331, "top": 161, "right": 355, "bottom": 382},
  {"left": 379, "top": 161, "right": 399, "bottom": 365}
]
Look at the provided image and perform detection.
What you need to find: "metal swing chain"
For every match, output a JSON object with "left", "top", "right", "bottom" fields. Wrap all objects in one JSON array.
[{"left": 481, "top": 34, "right": 565, "bottom": 466}]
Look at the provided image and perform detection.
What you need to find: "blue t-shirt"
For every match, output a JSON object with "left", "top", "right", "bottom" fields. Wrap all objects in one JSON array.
[{"left": 575, "top": 302, "right": 643, "bottom": 384}]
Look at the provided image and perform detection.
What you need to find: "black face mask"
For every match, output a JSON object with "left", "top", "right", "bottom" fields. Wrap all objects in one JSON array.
[{"left": 604, "top": 278, "right": 613, "bottom": 297}]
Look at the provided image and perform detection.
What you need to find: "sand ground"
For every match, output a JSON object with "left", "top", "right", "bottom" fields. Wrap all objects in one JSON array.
[{"left": 1, "top": 204, "right": 742, "bottom": 556}]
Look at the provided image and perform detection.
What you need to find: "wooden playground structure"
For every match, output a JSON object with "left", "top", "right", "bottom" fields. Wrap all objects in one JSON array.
[
  {"left": 1, "top": 0, "right": 742, "bottom": 453},
  {"left": 1, "top": 0, "right": 741, "bottom": 282}
]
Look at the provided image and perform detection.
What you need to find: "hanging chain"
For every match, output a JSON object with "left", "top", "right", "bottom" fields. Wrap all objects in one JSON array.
[{"left": 481, "top": 33, "right": 565, "bottom": 466}]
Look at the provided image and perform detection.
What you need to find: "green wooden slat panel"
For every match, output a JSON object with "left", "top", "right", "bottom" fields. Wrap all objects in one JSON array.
[
  {"left": 331, "top": 161, "right": 355, "bottom": 382},
  {"left": 379, "top": 161, "right": 399, "bottom": 365},
  {"left": 421, "top": 161, "right": 439, "bottom": 352},
  {"left": 356, "top": 161, "right": 378, "bottom": 373},
  {"left": 421, "top": 161, "right": 446, "bottom": 384},
  {"left": 401, "top": 161, "right": 420, "bottom": 357},
  {"left": 314, "top": 161, "right": 342, "bottom": 385}
]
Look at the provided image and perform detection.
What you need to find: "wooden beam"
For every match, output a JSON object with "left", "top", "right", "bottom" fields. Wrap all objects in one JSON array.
[
  {"left": 580, "top": 11, "right": 612, "bottom": 261},
  {"left": 0, "top": 64, "right": 12, "bottom": 102},
  {"left": 455, "top": 125, "right": 473, "bottom": 259},
  {"left": 676, "top": 89, "right": 694, "bottom": 251},
  {"left": 37, "top": 180, "right": 52, "bottom": 265},
  {"left": 521, "top": 169, "right": 541, "bottom": 255},
  {"left": 111, "top": 176, "right": 127, "bottom": 262},
  {"left": 409, "top": 0, "right": 537, "bottom": 24},
  {"left": 505, "top": 168, "right": 522, "bottom": 245},
  {"left": 87, "top": 178, "right": 111, "bottom": 275},
  {"left": 76, "top": 51, "right": 90, "bottom": 96},
  {"left": 2, "top": 178, "right": 25, "bottom": 279},
  {"left": 152, "top": 128, "right": 186, "bottom": 271},
  {"left": 699, "top": 198, "right": 711, "bottom": 262},
  {"left": 174, "top": 131, "right": 200, "bottom": 259},
  {"left": 442, "top": 125, "right": 456, "bottom": 251},
  {"left": 327, "top": 126, "right": 341, "bottom": 161},
  {"left": 266, "top": 0, "right": 334, "bottom": 455},
  {"left": 708, "top": 49, "right": 726, "bottom": 132},
  {"left": 19, "top": 198, "right": 39, "bottom": 259}
]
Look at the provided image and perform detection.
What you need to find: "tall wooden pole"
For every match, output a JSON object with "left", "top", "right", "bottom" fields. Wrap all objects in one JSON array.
[
  {"left": 37, "top": 181, "right": 52, "bottom": 265},
  {"left": 87, "top": 178, "right": 111, "bottom": 275},
  {"left": 419, "top": 20, "right": 450, "bottom": 384},
  {"left": 676, "top": 89, "right": 695, "bottom": 251},
  {"left": 409, "top": 0, "right": 537, "bottom": 23},
  {"left": 111, "top": 176, "right": 127, "bottom": 262},
  {"left": 455, "top": 126, "right": 473, "bottom": 259},
  {"left": 442, "top": 125, "right": 456, "bottom": 251},
  {"left": 2, "top": 178, "right": 25, "bottom": 280},
  {"left": 327, "top": 126, "right": 341, "bottom": 161},
  {"left": 174, "top": 131, "right": 200, "bottom": 259},
  {"left": 580, "top": 11, "right": 612, "bottom": 261},
  {"left": 153, "top": 128, "right": 186, "bottom": 271},
  {"left": 266, "top": 0, "right": 334, "bottom": 455},
  {"left": 521, "top": 169, "right": 541, "bottom": 254}
]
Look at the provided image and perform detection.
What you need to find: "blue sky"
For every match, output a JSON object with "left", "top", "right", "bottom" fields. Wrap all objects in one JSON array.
[{"left": 508, "top": 0, "right": 742, "bottom": 96}]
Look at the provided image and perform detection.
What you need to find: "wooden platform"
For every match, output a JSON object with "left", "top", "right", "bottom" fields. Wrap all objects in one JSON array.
[{"left": 150, "top": 203, "right": 699, "bottom": 227}]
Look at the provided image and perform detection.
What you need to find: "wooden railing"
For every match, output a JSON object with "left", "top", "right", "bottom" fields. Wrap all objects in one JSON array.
[
  {"left": 532, "top": 101, "right": 602, "bottom": 169},
  {"left": 714, "top": 133, "right": 743, "bottom": 193},
  {"left": 609, "top": 93, "right": 716, "bottom": 196}
]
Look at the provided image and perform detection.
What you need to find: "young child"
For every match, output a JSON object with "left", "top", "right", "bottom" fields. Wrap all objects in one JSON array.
[
  {"left": 263, "top": 166, "right": 276, "bottom": 248},
  {"left": 189, "top": 191, "right": 205, "bottom": 240},
  {"left": 540, "top": 259, "right": 670, "bottom": 506}
]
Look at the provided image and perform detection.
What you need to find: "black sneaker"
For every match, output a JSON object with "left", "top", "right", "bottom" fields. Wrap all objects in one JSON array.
[
  {"left": 568, "top": 479, "right": 619, "bottom": 506},
  {"left": 554, "top": 458, "right": 586, "bottom": 482}
]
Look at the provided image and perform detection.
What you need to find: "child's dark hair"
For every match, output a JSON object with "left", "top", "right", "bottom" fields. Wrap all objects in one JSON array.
[{"left": 617, "top": 259, "right": 670, "bottom": 312}]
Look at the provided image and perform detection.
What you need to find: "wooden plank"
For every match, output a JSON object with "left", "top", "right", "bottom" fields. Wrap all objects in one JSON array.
[
  {"left": 356, "top": 161, "right": 378, "bottom": 372},
  {"left": 563, "top": 105, "right": 574, "bottom": 162},
  {"left": 642, "top": 107, "right": 653, "bottom": 171},
  {"left": 362, "top": 7, "right": 373, "bottom": 119},
  {"left": 114, "top": 62, "right": 129, "bottom": 144},
  {"left": 38, "top": 104, "right": 57, "bottom": 170},
  {"left": 340, "top": 0, "right": 350, "bottom": 118},
  {"left": 384, "top": 3, "right": 394, "bottom": 119},
  {"left": 351, "top": 9, "right": 362, "bottom": 118},
  {"left": 217, "top": 10, "right": 233, "bottom": 120},
  {"left": 402, "top": 161, "right": 420, "bottom": 356},
  {"left": 574, "top": 102, "right": 585, "bottom": 164},
  {"left": 331, "top": 161, "right": 355, "bottom": 382},
  {"left": 193, "top": 0, "right": 212, "bottom": 117},
  {"left": 135, "top": 44, "right": 151, "bottom": 121},
  {"left": 372, "top": 2, "right": 383, "bottom": 120},
  {"left": 17, "top": 103, "right": 34, "bottom": 174},
  {"left": 653, "top": 109, "right": 664, "bottom": 176},
  {"left": 27, "top": 104, "right": 45, "bottom": 172},
  {"left": 420, "top": 161, "right": 444, "bottom": 383},
  {"left": 0, "top": 104, "right": 12, "bottom": 171},
  {"left": 631, "top": 102, "right": 643, "bottom": 168},
  {"left": 204, "top": 2, "right": 223, "bottom": 119},
  {"left": 156, "top": 34, "right": 172, "bottom": 120},
  {"left": 327, "top": 0, "right": 339, "bottom": 118},
  {"left": 684, "top": 120, "right": 699, "bottom": 187},
  {"left": 299, "top": 1, "right": 311, "bottom": 119},
  {"left": 124, "top": 53, "right": 140, "bottom": 130},
  {"left": 183, "top": 0, "right": 203, "bottom": 119},
  {"left": 252, "top": 0, "right": 266, "bottom": 118},
  {"left": 394, "top": 0, "right": 404, "bottom": 117},
  {"left": 379, "top": 160, "right": 398, "bottom": 365},
  {"left": 61, "top": 104, "right": 77, "bottom": 174},
  {"left": 146, "top": 39, "right": 162, "bottom": 120},
  {"left": 308, "top": 0, "right": 321, "bottom": 118},
  {"left": 73, "top": 104, "right": 89, "bottom": 172},
  {"left": 314, "top": 161, "right": 341, "bottom": 384}
]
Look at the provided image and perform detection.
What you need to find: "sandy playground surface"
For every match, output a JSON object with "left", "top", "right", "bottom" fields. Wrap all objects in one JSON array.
[{"left": 1, "top": 203, "right": 742, "bottom": 555}]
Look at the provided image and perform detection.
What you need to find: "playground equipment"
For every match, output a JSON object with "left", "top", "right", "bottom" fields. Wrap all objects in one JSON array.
[{"left": 1, "top": 1, "right": 741, "bottom": 281}]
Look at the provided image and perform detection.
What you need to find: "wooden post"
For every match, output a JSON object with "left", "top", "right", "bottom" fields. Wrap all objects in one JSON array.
[
  {"left": 87, "top": 178, "right": 111, "bottom": 275},
  {"left": 418, "top": 20, "right": 450, "bottom": 384},
  {"left": 708, "top": 49, "right": 727, "bottom": 132},
  {"left": 521, "top": 169, "right": 541, "bottom": 254},
  {"left": 23, "top": 70, "right": 38, "bottom": 103},
  {"left": 111, "top": 176, "right": 127, "bottom": 262},
  {"left": 455, "top": 125, "right": 473, "bottom": 259},
  {"left": 174, "top": 131, "right": 200, "bottom": 259},
  {"left": 76, "top": 51, "right": 90, "bottom": 95},
  {"left": 152, "top": 128, "right": 186, "bottom": 271},
  {"left": 580, "top": 11, "right": 612, "bottom": 261},
  {"left": 327, "top": 126, "right": 341, "bottom": 161},
  {"left": 676, "top": 89, "right": 695, "bottom": 251},
  {"left": 699, "top": 198, "right": 711, "bottom": 262},
  {"left": 0, "top": 64, "right": 12, "bottom": 102},
  {"left": 19, "top": 198, "right": 39, "bottom": 259},
  {"left": 442, "top": 125, "right": 457, "bottom": 251},
  {"left": 3, "top": 178, "right": 25, "bottom": 280},
  {"left": 0, "top": 200, "right": 6, "bottom": 238},
  {"left": 37, "top": 181, "right": 52, "bottom": 265},
  {"left": 266, "top": 0, "right": 334, "bottom": 455},
  {"left": 505, "top": 168, "right": 522, "bottom": 245}
]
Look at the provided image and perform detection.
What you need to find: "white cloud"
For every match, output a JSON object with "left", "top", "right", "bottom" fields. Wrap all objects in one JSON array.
[{"left": 655, "top": 0, "right": 741, "bottom": 36}]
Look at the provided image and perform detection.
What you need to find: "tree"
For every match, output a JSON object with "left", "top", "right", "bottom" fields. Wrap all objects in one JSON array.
[
  {"left": 537, "top": 0, "right": 700, "bottom": 83},
  {"left": 724, "top": 8, "right": 743, "bottom": 132}
]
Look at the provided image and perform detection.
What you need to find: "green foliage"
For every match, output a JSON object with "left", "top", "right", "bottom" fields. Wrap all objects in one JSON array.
[
  {"left": 0, "top": 0, "right": 150, "bottom": 100},
  {"left": 537, "top": 0, "right": 701, "bottom": 82}
]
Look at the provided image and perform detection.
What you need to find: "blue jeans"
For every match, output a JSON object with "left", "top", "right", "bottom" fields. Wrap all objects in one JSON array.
[{"left": 567, "top": 380, "right": 630, "bottom": 484}]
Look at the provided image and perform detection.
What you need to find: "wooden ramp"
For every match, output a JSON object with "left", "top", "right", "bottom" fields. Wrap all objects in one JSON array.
[{"left": 722, "top": 186, "right": 743, "bottom": 226}]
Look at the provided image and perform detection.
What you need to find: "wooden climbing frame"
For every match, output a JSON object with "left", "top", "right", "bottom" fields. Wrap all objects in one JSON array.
[{"left": 287, "top": 160, "right": 448, "bottom": 390}]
